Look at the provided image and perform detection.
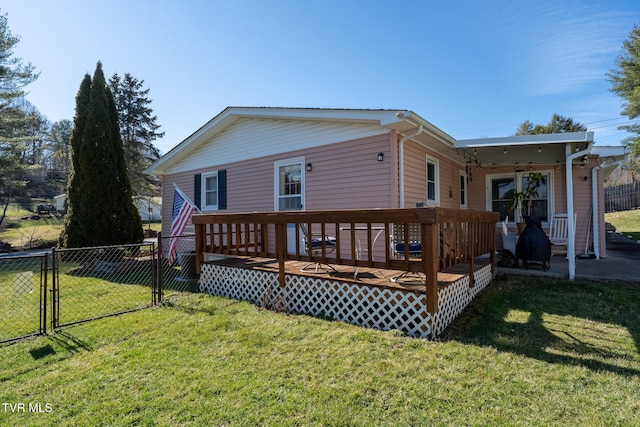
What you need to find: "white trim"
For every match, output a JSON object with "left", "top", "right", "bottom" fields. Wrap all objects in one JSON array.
[
  {"left": 274, "top": 157, "right": 305, "bottom": 211},
  {"left": 459, "top": 170, "right": 468, "bottom": 209},
  {"left": 456, "top": 131, "right": 594, "bottom": 148},
  {"left": 426, "top": 155, "right": 440, "bottom": 206}
]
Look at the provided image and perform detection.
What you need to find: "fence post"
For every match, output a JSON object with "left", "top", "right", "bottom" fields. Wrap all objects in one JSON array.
[
  {"left": 41, "top": 252, "right": 48, "bottom": 334},
  {"left": 50, "top": 247, "right": 58, "bottom": 330},
  {"left": 156, "top": 232, "right": 163, "bottom": 304}
]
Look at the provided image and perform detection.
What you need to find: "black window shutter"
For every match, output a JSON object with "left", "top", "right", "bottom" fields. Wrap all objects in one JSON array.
[
  {"left": 194, "top": 174, "right": 201, "bottom": 210},
  {"left": 218, "top": 170, "right": 227, "bottom": 210}
]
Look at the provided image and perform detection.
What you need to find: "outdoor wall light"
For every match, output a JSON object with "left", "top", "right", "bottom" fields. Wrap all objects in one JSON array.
[
  {"left": 305, "top": 163, "right": 312, "bottom": 172},
  {"left": 377, "top": 152, "right": 384, "bottom": 161}
]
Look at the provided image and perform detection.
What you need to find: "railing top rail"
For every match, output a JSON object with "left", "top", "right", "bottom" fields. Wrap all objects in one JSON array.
[
  {"left": 0, "top": 252, "right": 49, "bottom": 260},
  {"left": 54, "top": 242, "right": 155, "bottom": 253},
  {"left": 192, "top": 207, "right": 499, "bottom": 225}
]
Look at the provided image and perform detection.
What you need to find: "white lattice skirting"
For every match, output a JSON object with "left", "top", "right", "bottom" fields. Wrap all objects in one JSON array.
[
  {"left": 199, "top": 263, "right": 493, "bottom": 338},
  {"left": 434, "top": 264, "right": 493, "bottom": 336}
]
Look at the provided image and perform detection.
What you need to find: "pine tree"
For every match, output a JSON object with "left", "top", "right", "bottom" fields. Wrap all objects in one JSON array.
[
  {"left": 0, "top": 9, "right": 38, "bottom": 227},
  {"left": 60, "top": 74, "right": 91, "bottom": 248},
  {"left": 514, "top": 114, "right": 587, "bottom": 135},
  {"left": 109, "top": 73, "right": 163, "bottom": 197},
  {"left": 61, "top": 62, "right": 143, "bottom": 247},
  {"left": 608, "top": 24, "right": 640, "bottom": 153}
]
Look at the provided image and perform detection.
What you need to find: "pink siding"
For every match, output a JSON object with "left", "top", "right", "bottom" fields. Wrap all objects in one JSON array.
[
  {"left": 571, "top": 160, "right": 594, "bottom": 257},
  {"left": 403, "top": 140, "right": 466, "bottom": 209},
  {"left": 161, "top": 133, "right": 395, "bottom": 235}
]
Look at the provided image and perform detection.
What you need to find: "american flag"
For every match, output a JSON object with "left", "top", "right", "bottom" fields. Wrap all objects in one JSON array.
[{"left": 168, "top": 188, "right": 195, "bottom": 264}]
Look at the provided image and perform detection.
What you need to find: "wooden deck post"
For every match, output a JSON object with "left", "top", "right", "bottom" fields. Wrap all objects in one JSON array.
[
  {"left": 275, "top": 223, "right": 286, "bottom": 288},
  {"left": 422, "top": 223, "right": 439, "bottom": 322},
  {"left": 469, "top": 222, "right": 476, "bottom": 287},
  {"left": 194, "top": 224, "right": 203, "bottom": 275}
]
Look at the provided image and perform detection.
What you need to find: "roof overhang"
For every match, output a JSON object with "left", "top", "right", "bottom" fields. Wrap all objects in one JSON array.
[
  {"left": 146, "top": 107, "right": 457, "bottom": 175},
  {"left": 455, "top": 132, "right": 599, "bottom": 167}
]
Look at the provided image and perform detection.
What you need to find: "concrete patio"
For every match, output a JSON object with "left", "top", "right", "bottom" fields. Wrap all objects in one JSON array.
[{"left": 497, "top": 232, "right": 640, "bottom": 283}]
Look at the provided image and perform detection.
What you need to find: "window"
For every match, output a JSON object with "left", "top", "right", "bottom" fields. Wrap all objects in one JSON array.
[
  {"left": 275, "top": 158, "right": 304, "bottom": 211},
  {"left": 194, "top": 170, "right": 226, "bottom": 211},
  {"left": 459, "top": 170, "right": 467, "bottom": 208},
  {"left": 203, "top": 172, "right": 218, "bottom": 209},
  {"left": 490, "top": 176, "right": 515, "bottom": 221},
  {"left": 426, "top": 156, "right": 440, "bottom": 206},
  {"left": 522, "top": 173, "right": 549, "bottom": 222},
  {"left": 487, "top": 171, "right": 552, "bottom": 223}
]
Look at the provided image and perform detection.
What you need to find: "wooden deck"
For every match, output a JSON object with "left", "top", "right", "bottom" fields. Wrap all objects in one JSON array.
[{"left": 203, "top": 256, "right": 492, "bottom": 295}]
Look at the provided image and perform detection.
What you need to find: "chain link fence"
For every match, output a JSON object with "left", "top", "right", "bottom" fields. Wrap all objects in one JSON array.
[
  {"left": 1, "top": 235, "right": 200, "bottom": 344},
  {"left": 0, "top": 253, "right": 49, "bottom": 344},
  {"left": 157, "top": 234, "right": 198, "bottom": 294},
  {"left": 51, "top": 243, "right": 157, "bottom": 328}
]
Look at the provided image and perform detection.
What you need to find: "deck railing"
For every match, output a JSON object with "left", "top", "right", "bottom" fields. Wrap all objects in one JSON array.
[{"left": 192, "top": 208, "right": 499, "bottom": 315}]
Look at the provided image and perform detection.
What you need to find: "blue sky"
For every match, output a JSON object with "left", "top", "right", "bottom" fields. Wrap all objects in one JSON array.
[{"left": 3, "top": 0, "right": 640, "bottom": 154}]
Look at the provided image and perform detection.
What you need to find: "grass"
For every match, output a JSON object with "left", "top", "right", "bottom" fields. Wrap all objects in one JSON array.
[
  {"left": 1, "top": 275, "right": 639, "bottom": 425},
  {"left": 0, "top": 202, "right": 162, "bottom": 250},
  {"left": 605, "top": 209, "right": 640, "bottom": 241}
]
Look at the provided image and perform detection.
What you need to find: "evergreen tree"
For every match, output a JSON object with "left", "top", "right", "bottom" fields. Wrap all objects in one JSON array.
[
  {"left": 61, "top": 62, "right": 143, "bottom": 247},
  {"left": 0, "top": 10, "right": 38, "bottom": 111},
  {"left": 109, "top": 73, "right": 163, "bottom": 197},
  {"left": 514, "top": 114, "right": 587, "bottom": 136},
  {"left": 0, "top": 9, "right": 38, "bottom": 226},
  {"left": 48, "top": 119, "right": 73, "bottom": 178},
  {"left": 60, "top": 74, "right": 91, "bottom": 247},
  {"left": 608, "top": 24, "right": 640, "bottom": 153}
]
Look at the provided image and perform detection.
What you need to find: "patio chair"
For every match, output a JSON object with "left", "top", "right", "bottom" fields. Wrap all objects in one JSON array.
[
  {"left": 299, "top": 224, "right": 337, "bottom": 273},
  {"left": 390, "top": 223, "right": 424, "bottom": 283},
  {"left": 548, "top": 213, "right": 576, "bottom": 256}
]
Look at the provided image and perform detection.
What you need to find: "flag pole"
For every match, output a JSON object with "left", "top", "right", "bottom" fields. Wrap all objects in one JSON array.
[{"left": 173, "top": 183, "right": 201, "bottom": 214}]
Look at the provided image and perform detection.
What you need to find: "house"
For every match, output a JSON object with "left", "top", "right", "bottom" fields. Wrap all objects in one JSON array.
[
  {"left": 133, "top": 197, "right": 162, "bottom": 222},
  {"left": 54, "top": 194, "right": 66, "bottom": 213},
  {"left": 146, "top": 107, "right": 627, "bottom": 337},
  {"left": 146, "top": 107, "right": 628, "bottom": 280}
]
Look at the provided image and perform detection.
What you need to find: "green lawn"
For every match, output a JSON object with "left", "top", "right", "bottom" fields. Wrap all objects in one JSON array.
[
  {"left": 1, "top": 275, "right": 639, "bottom": 426},
  {"left": 606, "top": 209, "right": 640, "bottom": 241},
  {"left": 0, "top": 202, "right": 162, "bottom": 250}
]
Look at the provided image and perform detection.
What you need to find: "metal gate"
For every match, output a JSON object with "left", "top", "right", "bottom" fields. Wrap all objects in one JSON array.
[
  {"left": 0, "top": 253, "right": 49, "bottom": 344},
  {"left": 1, "top": 237, "right": 202, "bottom": 345},
  {"left": 51, "top": 243, "right": 158, "bottom": 329}
]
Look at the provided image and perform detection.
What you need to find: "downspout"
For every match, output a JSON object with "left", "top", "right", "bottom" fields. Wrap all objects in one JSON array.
[
  {"left": 591, "top": 155, "right": 629, "bottom": 259},
  {"left": 398, "top": 124, "right": 423, "bottom": 207},
  {"left": 565, "top": 142, "right": 593, "bottom": 280}
]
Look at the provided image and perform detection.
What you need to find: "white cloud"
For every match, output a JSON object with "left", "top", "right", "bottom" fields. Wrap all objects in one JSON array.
[{"left": 522, "top": 7, "right": 632, "bottom": 95}]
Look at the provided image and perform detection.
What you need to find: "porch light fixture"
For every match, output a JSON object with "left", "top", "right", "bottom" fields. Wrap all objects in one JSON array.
[
  {"left": 503, "top": 147, "right": 507, "bottom": 154},
  {"left": 538, "top": 145, "right": 542, "bottom": 153},
  {"left": 305, "top": 163, "right": 312, "bottom": 172},
  {"left": 377, "top": 152, "right": 384, "bottom": 161}
]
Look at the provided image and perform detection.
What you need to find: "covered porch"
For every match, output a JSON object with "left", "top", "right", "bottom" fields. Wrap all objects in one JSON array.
[{"left": 193, "top": 208, "right": 498, "bottom": 338}]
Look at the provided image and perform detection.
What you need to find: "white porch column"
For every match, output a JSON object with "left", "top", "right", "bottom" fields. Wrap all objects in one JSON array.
[{"left": 565, "top": 142, "right": 593, "bottom": 280}]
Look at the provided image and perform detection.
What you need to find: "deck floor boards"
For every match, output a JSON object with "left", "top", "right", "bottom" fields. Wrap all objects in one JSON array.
[{"left": 202, "top": 256, "right": 491, "bottom": 294}]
